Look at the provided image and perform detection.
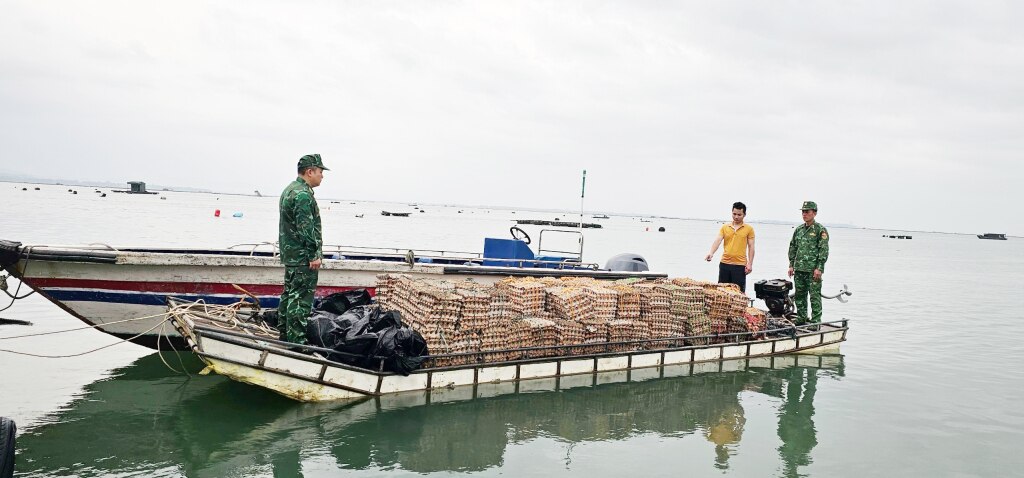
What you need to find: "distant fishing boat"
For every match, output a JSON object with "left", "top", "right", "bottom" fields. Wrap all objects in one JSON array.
[{"left": 977, "top": 233, "right": 1007, "bottom": 240}]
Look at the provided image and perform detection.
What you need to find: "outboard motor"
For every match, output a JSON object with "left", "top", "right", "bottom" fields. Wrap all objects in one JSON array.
[
  {"left": 754, "top": 279, "right": 793, "bottom": 317},
  {"left": 604, "top": 253, "right": 650, "bottom": 272}
]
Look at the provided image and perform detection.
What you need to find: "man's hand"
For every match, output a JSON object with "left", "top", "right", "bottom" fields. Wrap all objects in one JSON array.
[
  {"left": 787, "top": 266, "right": 794, "bottom": 277},
  {"left": 745, "top": 264, "right": 752, "bottom": 275},
  {"left": 705, "top": 253, "right": 713, "bottom": 262},
  {"left": 813, "top": 268, "right": 822, "bottom": 281},
  {"left": 309, "top": 258, "right": 322, "bottom": 270}
]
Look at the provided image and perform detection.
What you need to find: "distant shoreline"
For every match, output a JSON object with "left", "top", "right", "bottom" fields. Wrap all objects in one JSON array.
[{"left": 2, "top": 179, "right": 1016, "bottom": 238}]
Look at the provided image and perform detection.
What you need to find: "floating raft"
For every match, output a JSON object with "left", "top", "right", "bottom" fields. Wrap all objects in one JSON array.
[{"left": 515, "top": 219, "right": 602, "bottom": 228}]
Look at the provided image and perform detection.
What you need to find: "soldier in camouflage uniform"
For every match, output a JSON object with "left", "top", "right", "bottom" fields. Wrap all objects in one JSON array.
[
  {"left": 278, "top": 154, "right": 328, "bottom": 344},
  {"left": 787, "top": 201, "right": 829, "bottom": 324}
]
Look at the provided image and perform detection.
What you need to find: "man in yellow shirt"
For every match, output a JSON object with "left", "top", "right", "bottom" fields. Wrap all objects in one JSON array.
[{"left": 705, "top": 202, "right": 756, "bottom": 292}]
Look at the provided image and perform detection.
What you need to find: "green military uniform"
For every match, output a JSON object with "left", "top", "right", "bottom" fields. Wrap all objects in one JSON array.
[
  {"left": 788, "top": 201, "right": 829, "bottom": 324},
  {"left": 278, "top": 154, "right": 329, "bottom": 344}
]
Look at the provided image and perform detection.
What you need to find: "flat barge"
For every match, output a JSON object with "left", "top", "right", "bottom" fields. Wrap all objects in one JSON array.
[{"left": 167, "top": 300, "right": 848, "bottom": 402}]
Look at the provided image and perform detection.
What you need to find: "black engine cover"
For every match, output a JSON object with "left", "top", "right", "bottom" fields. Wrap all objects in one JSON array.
[{"left": 754, "top": 279, "right": 792, "bottom": 299}]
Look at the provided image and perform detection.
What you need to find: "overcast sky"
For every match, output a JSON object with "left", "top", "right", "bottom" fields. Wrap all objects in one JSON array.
[{"left": 1, "top": 1, "right": 1021, "bottom": 234}]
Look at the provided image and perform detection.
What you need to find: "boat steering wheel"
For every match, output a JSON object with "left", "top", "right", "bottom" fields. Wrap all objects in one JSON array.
[{"left": 510, "top": 226, "right": 531, "bottom": 244}]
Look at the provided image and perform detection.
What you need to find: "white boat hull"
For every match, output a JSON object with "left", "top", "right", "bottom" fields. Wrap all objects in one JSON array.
[{"left": 0, "top": 242, "right": 665, "bottom": 347}]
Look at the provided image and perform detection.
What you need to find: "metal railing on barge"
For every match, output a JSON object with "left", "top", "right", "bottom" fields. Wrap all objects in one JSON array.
[{"left": 180, "top": 314, "right": 848, "bottom": 377}]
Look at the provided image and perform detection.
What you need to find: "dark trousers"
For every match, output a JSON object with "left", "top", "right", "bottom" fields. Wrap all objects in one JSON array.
[{"left": 718, "top": 263, "right": 747, "bottom": 292}]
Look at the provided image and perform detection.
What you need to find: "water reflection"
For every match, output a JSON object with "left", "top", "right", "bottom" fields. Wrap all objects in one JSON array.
[{"left": 16, "top": 353, "right": 843, "bottom": 477}]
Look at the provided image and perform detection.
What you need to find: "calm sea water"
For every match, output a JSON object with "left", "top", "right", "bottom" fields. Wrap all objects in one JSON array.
[{"left": 1, "top": 182, "right": 1022, "bottom": 477}]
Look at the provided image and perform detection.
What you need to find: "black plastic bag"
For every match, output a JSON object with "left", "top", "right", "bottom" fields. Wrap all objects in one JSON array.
[
  {"left": 314, "top": 289, "right": 373, "bottom": 316},
  {"left": 374, "top": 324, "right": 429, "bottom": 375},
  {"left": 304, "top": 304, "right": 429, "bottom": 375}
]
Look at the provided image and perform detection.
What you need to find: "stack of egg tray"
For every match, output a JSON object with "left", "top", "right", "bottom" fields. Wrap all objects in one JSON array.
[
  {"left": 670, "top": 277, "right": 713, "bottom": 288},
  {"left": 686, "top": 318, "right": 714, "bottom": 346},
  {"left": 544, "top": 286, "right": 593, "bottom": 322},
  {"left": 705, "top": 289, "right": 747, "bottom": 322},
  {"left": 655, "top": 284, "right": 687, "bottom": 316},
  {"left": 583, "top": 285, "right": 618, "bottom": 323},
  {"left": 665, "top": 314, "right": 688, "bottom": 347},
  {"left": 454, "top": 284, "right": 490, "bottom": 332},
  {"left": 607, "top": 319, "right": 643, "bottom": 352},
  {"left": 419, "top": 324, "right": 454, "bottom": 358},
  {"left": 684, "top": 284, "right": 714, "bottom": 346},
  {"left": 580, "top": 325, "right": 611, "bottom": 351},
  {"left": 632, "top": 283, "right": 672, "bottom": 341},
  {"left": 411, "top": 281, "right": 463, "bottom": 337},
  {"left": 633, "top": 283, "right": 671, "bottom": 314},
  {"left": 374, "top": 273, "right": 399, "bottom": 309},
  {"left": 717, "top": 316, "right": 749, "bottom": 344},
  {"left": 429, "top": 330, "right": 482, "bottom": 368},
  {"left": 714, "top": 282, "right": 742, "bottom": 293},
  {"left": 522, "top": 315, "right": 560, "bottom": 358},
  {"left": 553, "top": 317, "right": 584, "bottom": 348},
  {"left": 480, "top": 318, "right": 530, "bottom": 362},
  {"left": 487, "top": 289, "right": 512, "bottom": 322},
  {"left": 613, "top": 277, "right": 646, "bottom": 285},
  {"left": 655, "top": 283, "right": 689, "bottom": 346},
  {"left": 496, "top": 278, "right": 547, "bottom": 315},
  {"left": 608, "top": 284, "right": 642, "bottom": 320},
  {"left": 743, "top": 307, "right": 768, "bottom": 339}
]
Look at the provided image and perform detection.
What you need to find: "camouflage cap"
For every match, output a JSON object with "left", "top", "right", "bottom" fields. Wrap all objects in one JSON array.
[
  {"left": 800, "top": 200, "right": 818, "bottom": 211},
  {"left": 297, "top": 154, "right": 329, "bottom": 171}
]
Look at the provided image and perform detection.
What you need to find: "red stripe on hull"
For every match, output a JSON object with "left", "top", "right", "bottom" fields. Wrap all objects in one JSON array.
[{"left": 25, "top": 278, "right": 376, "bottom": 297}]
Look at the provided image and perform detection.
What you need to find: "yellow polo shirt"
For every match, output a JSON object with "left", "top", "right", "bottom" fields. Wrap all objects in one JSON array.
[{"left": 720, "top": 223, "right": 755, "bottom": 266}]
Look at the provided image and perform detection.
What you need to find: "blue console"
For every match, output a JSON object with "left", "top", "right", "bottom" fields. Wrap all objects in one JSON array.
[{"left": 482, "top": 238, "right": 536, "bottom": 267}]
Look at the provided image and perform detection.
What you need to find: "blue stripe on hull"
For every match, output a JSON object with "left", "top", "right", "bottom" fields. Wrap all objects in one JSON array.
[{"left": 44, "top": 289, "right": 282, "bottom": 308}]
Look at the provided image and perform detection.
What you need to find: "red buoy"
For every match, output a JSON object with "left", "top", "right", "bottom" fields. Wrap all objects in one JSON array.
[{"left": 214, "top": 209, "right": 221, "bottom": 217}]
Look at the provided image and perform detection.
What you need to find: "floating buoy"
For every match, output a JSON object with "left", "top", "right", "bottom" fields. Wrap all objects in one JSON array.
[
  {"left": 658, "top": 226, "right": 666, "bottom": 232},
  {"left": 232, "top": 212, "right": 243, "bottom": 218},
  {"left": 33, "top": 187, "right": 39, "bottom": 190},
  {"left": 214, "top": 209, "right": 221, "bottom": 217},
  {"left": 645, "top": 227, "right": 649, "bottom": 232},
  {"left": 72, "top": 191, "right": 77, "bottom": 195},
  {"left": 21, "top": 188, "right": 26, "bottom": 191},
  {"left": 160, "top": 196, "right": 166, "bottom": 200},
  {"left": 100, "top": 193, "right": 106, "bottom": 197}
]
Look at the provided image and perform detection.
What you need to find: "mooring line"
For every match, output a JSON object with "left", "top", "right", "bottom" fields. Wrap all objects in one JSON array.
[
  {"left": 0, "top": 312, "right": 173, "bottom": 340},
  {"left": 0, "top": 317, "right": 170, "bottom": 358}
]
